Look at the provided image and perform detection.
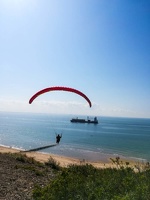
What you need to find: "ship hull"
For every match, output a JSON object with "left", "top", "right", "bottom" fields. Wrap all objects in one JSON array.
[{"left": 70, "top": 118, "right": 98, "bottom": 124}]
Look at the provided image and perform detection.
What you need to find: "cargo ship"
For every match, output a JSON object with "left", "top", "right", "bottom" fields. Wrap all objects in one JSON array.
[{"left": 70, "top": 117, "right": 98, "bottom": 124}]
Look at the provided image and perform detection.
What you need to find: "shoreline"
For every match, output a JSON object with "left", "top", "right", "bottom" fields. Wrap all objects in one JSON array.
[
  {"left": 0, "top": 145, "right": 112, "bottom": 168},
  {"left": 0, "top": 145, "right": 142, "bottom": 169}
]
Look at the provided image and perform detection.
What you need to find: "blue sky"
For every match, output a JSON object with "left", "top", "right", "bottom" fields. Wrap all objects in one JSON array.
[{"left": 0, "top": 0, "right": 150, "bottom": 118}]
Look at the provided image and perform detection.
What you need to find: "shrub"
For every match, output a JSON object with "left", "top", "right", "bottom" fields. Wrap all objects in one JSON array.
[
  {"left": 45, "top": 156, "right": 61, "bottom": 170},
  {"left": 33, "top": 164, "right": 150, "bottom": 200}
]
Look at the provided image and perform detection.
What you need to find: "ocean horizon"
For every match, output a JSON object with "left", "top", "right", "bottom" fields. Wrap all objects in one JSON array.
[{"left": 0, "top": 111, "right": 150, "bottom": 162}]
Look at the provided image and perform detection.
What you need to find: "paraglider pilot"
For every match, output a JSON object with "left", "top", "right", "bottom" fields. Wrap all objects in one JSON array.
[{"left": 56, "top": 133, "right": 62, "bottom": 144}]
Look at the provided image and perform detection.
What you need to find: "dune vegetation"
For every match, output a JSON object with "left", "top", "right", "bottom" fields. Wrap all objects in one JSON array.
[
  {"left": 1, "top": 152, "right": 150, "bottom": 200},
  {"left": 33, "top": 157, "right": 150, "bottom": 200}
]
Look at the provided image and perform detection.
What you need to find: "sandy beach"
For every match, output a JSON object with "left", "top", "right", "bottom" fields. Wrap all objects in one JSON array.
[
  {"left": 0, "top": 145, "right": 114, "bottom": 168},
  {"left": 0, "top": 145, "right": 147, "bottom": 199}
]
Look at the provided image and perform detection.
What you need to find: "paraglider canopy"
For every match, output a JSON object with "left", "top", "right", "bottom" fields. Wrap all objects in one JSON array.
[{"left": 29, "top": 86, "right": 92, "bottom": 107}]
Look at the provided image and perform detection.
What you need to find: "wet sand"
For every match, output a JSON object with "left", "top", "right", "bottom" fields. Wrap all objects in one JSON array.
[{"left": 0, "top": 145, "right": 114, "bottom": 168}]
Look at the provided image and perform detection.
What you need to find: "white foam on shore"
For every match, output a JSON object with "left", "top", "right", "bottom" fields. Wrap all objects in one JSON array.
[
  {"left": 0, "top": 143, "right": 148, "bottom": 164},
  {"left": 0, "top": 144, "right": 25, "bottom": 151}
]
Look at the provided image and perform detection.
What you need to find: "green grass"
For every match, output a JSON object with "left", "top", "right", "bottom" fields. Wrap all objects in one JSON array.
[
  {"left": 45, "top": 156, "right": 61, "bottom": 171},
  {"left": 13, "top": 153, "right": 38, "bottom": 164},
  {"left": 4, "top": 152, "right": 150, "bottom": 199},
  {"left": 15, "top": 164, "right": 44, "bottom": 176},
  {"left": 33, "top": 159, "right": 150, "bottom": 200},
  {"left": 11, "top": 153, "right": 56, "bottom": 177}
]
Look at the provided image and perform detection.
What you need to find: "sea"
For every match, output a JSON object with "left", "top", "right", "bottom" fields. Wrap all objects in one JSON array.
[{"left": 0, "top": 112, "right": 150, "bottom": 162}]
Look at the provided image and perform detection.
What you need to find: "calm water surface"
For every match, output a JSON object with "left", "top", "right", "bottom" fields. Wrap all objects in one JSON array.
[{"left": 0, "top": 112, "right": 150, "bottom": 162}]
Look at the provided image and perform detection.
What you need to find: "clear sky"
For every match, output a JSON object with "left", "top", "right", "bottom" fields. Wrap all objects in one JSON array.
[{"left": 0, "top": 0, "right": 150, "bottom": 118}]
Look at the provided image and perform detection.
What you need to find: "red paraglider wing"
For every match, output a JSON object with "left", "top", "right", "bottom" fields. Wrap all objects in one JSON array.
[{"left": 29, "top": 86, "right": 92, "bottom": 107}]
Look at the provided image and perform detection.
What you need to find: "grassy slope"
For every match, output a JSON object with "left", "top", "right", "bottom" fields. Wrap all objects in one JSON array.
[
  {"left": 1, "top": 152, "right": 150, "bottom": 200},
  {"left": 33, "top": 158, "right": 150, "bottom": 200}
]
